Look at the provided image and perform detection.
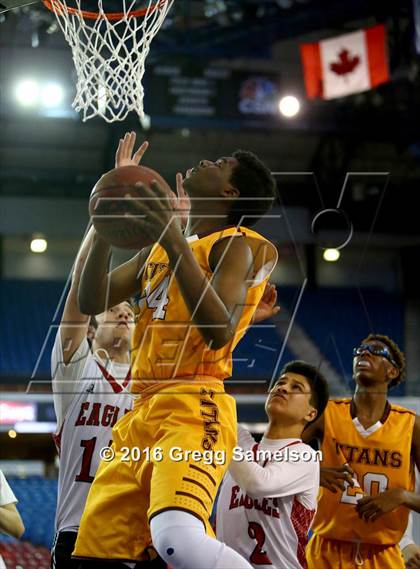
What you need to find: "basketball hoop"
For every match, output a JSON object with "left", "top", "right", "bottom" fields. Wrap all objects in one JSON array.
[{"left": 42, "top": 0, "right": 174, "bottom": 122}]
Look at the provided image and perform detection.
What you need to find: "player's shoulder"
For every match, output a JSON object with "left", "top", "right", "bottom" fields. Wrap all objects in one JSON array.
[
  {"left": 327, "top": 397, "right": 352, "bottom": 409},
  {"left": 330, "top": 397, "right": 352, "bottom": 405},
  {"left": 388, "top": 402, "right": 417, "bottom": 417}
]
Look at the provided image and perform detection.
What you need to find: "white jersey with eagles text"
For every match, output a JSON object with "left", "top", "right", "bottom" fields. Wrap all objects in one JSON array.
[
  {"left": 216, "top": 425, "right": 320, "bottom": 569},
  {"left": 51, "top": 332, "right": 133, "bottom": 533}
]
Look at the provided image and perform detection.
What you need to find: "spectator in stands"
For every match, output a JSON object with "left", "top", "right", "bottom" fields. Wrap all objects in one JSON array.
[{"left": 0, "top": 469, "right": 25, "bottom": 568}]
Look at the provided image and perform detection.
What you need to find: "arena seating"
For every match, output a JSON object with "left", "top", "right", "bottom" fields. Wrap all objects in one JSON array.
[
  {"left": 0, "top": 541, "right": 51, "bottom": 569},
  {"left": 0, "top": 280, "right": 405, "bottom": 394},
  {"left": 279, "top": 286, "right": 405, "bottom": 392},
  {"left": 1, "top": 280, "right": 62, "bottom": 378},
  {"left": 4, "top": 477, "right": 57, "bottom": 549}
]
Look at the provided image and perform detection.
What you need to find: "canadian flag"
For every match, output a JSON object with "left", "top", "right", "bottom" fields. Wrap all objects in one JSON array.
[{"left": 300, "top": 25, "right": 389, "bottom": 99}]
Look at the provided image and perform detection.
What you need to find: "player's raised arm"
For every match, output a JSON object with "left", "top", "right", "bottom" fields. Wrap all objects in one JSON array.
[
  {"left": 78, "top": 132, "right": 151, "bottom": 316},
  {"left": 77, "top": 233, "right": 150, "bottom": 315},
  {"left": 166, "top": 228, "right": 253, "bottom": 349},
  {"left": 58, "top": 226, "right": 95, "bottom": 364},
  {"left": 229, "top": 443, "right": 318, "bottom": 499}
]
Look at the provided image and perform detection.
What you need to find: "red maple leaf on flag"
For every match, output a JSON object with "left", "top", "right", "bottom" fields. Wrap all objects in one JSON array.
[{"left": 330, "top": 48, "right": 360, "bottom": 76}]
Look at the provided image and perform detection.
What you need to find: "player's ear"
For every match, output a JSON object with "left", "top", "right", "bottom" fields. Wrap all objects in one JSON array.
[
  {"left": 305, "top": 407, "right": 318, "bottom": 424},
  {"left": 221, "top": 185, "right": 240, "bottom": 198},
  {"left": 387, "top": 364, "right": 399, "bottom": 383}
]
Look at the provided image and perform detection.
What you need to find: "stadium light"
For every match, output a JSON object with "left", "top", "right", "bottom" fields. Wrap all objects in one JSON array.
[
  {"left": 15, "top": 79, "right": 39, "bottom": 107},
  {"left": 279, "top": 95, "right": 300, "bottom": 117},
  {"left": 8, "top": 429, "right": 17, "bottom": 439},
  {"left": 30, "top": 237, "right": 48, "bottom": 253},
  {"left": 41, "top": 83, "right": 64, "bottom": 107},
  {"left": 323, "top": 248, "right": 340, "bottom": 262}
]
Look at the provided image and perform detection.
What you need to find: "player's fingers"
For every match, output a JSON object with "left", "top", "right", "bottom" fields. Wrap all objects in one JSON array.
[
  {"left": 357, "top": 502, "right": 374, "bottom": 516},
  {"left": 126, "top": 131, "right": 136, "bottom": 155},
  {"left": 132, "top": 183, "right": 171, "bottom": 211},
  {"left": 176, "top": 172, "right": 187, "bottom": 198},
  {"left": 149, "top": 180, "right": 175, "bottom": 204},
  {"left": 272, "top": 306, "right": 281, "bottom": 315},
  {"left": 335, "top": 471, "right": 352, "bottom": 480},
  {"left": 332, "top": 480, "right": 346, "bottom": 492},
  {"left": 323, "top": 481, "right": 337, "bottom": 493},
  {"left": 356, "top": 496, "right": 370, "bottom": 507},
  {"left": 115, "top": 138, "right": 123, "bottom": 162},
  {"left": 133, "top": 140, "right": 149, "bottom": 164},
  {"left": 119, "top": 132, "right": 129, "bottom": 159},
  {"left": 366, "top": 508, "right": 379, "bottom": 522},
  {"left": 260, "top": 284, "right": 270, "bottom": 301},
  {"left": 266, "top": 285, "right": 274, "bottom": 302}
]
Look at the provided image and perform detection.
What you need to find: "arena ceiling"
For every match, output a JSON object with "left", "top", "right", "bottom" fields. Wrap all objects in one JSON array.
[{"left": 0, "top": 0, "right": 419, "bottom": 238}]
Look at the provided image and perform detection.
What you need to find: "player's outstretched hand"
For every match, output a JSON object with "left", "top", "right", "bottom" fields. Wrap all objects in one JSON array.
[
  {"left": 320, "top": 465, "right": 355, "bottom": 493},
  {"left": 404, "top": 545, "right": 420, "bottom": 568},
  {"left": 170, "top": 172, "right": 191, "bottom": 229},
  {"left": 115, "top": 131, "right": 149, "bottom": 168},
  {"left": 356, "top": 488, "right": 406, "bottom": 522},
  {"left": 253, "top": 283, "right": 280, "bottom": 324}
]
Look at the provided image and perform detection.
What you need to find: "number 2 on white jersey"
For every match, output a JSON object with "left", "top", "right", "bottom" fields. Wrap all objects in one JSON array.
[{"left": 145, "top": 275, "right": 170, "bottom": 320}]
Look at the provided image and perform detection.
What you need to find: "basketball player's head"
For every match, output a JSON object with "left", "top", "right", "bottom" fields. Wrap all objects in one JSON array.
[
  {"left": 266, "top": 361, "right": 329, "bottom": 430},
  {"left": 183, "top": 150, "right": 277, "bottom": 226},
  {"left": 91, "top": 301, "right": 135, "bottom": 353},
  {"left": 353, "top": 333, "right": 405, "bottom": 390}
]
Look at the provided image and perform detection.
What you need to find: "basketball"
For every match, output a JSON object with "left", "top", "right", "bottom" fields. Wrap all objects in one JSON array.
[{"left": 89, "top": 165, "right": 173, "bottom": 249}]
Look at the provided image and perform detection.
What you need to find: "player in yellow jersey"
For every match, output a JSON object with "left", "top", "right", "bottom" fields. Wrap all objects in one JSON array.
[
  {"left": 303, "top": 333, "right": 420, "bottom": 569},
  {"left": 73, "top": 133, "right": 278, "bottom": 568}
]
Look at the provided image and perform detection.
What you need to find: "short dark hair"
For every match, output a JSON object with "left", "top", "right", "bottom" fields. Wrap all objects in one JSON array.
[
  {"left": 277, "top": 360, "right": 330, "bottom": 423},
  {"left": 228, "top": 150, "right": 277, "bottom": 227},
  {"left": 363, "top": 333, "right": 406, "bottom": 389}
]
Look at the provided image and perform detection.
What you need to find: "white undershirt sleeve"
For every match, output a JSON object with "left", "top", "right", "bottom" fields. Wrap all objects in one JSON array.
[
  {"left": 236, "top": 424, "right": 257, "bottom": 452},
  {"left": 399, "top": 513, "right": 415, "bottom": 550},
  {"left": 229, "top": 441, "right": 319, "bottom": 499}
]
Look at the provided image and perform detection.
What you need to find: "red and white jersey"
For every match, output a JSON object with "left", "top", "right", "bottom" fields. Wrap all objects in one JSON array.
[
  {"left": 51, "top": 332, "right": 133, "bottom": 533},
  {"left": 216, "top": 425, "right": 319, "bottom": 569}
]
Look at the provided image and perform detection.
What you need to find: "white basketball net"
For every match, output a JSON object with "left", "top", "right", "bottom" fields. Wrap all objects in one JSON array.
[{"left": 45, "top": 0, "right": 174, "bottom": 122}]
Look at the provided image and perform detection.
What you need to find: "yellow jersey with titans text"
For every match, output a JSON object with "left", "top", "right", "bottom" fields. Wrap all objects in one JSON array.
[{"left": 311, "top": 398, "right": 415, "bottom": 545}]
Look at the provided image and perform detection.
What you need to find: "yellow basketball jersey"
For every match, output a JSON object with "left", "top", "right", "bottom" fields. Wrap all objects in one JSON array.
[
  {"left": 311, "top": 398, "right": 415, "bottom": 545},
  {"left": 131, "top": 226, "right": 277, "bottom": 394}
]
